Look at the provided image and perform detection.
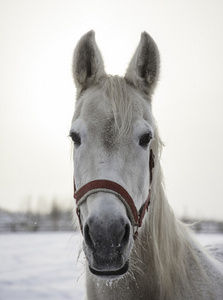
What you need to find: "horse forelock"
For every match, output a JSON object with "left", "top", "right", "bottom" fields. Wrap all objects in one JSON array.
[{"left": 103, "top": 75, "right": 134, "bottom": 137}]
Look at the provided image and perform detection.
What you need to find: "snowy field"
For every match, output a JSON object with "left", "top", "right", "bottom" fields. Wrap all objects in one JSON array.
[{"left": 1, "top": 232, "right": 223, "bottom": 300}]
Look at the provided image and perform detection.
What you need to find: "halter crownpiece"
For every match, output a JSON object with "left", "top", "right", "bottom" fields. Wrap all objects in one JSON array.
[{"left": 74, "top": 149, "right": 155, "bottom": 240}]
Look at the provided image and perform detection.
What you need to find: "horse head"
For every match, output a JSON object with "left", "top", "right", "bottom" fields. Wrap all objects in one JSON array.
[{"left": 70, "top": 31, "right": 159, "bottom": 278}]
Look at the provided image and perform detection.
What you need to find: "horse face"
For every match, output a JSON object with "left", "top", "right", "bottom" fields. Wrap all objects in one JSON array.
[{"left": 71, "top": 31, "right": 159, "bottom": 278}]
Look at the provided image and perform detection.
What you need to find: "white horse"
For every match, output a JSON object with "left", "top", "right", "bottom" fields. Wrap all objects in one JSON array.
[{"left": 70, "top": 31, "right": 223, "bottom": 300}]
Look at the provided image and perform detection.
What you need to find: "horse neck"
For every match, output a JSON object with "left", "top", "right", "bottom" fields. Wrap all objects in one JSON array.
[{"left": 133, "top": 158, "right": 209, "bottom": 299}]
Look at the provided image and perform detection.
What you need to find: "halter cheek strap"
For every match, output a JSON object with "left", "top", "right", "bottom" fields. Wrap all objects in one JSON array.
[{"left": 74, "top": 150, "right": 155, "bottom": 240}]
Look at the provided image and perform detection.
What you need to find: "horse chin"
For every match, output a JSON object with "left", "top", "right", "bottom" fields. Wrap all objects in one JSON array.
[{"left": 89, "top": 261, "right": 129, "bottom": 280}]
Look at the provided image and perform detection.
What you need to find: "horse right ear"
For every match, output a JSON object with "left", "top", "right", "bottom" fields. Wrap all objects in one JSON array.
[
  {"left": 72, "top": 31, "right": 106, "bottom": 96},
  {"left": 125, "top": 32, "right": 160, "bottom": 99}
]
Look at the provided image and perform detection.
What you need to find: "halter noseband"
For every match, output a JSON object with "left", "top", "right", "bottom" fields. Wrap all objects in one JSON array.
[{"left": 74, "top": 150, "right": 155, "bottom": 240}]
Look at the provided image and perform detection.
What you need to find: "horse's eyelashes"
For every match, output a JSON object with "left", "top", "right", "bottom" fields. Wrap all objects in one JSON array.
[
  {"left": 70, "top": 132, "right": 81, "bottom": 147},
  {"left": 139, "top": 132, "right": 152, "bottom": 147}
]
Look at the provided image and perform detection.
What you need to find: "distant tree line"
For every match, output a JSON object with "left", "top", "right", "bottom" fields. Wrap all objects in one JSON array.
[{"left": 0, "top": 199, "right": 75, "bottom": 232}]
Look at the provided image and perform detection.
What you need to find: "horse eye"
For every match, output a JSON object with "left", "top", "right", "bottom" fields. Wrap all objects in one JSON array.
[
  {"left": 70, "top": 132, "right": 81, "bottom": 147},
  {"left": 139, "top": 132, "right": 152, "bottom": 147}
]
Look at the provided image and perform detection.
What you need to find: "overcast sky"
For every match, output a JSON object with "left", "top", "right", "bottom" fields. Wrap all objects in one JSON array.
[{"left": 0, "top": 0, "right": 223, "bottom": 220}]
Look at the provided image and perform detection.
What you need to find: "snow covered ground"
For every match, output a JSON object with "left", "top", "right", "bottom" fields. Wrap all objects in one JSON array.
[
  {"left": 0, "top": 232, "right": 223, "bottom": 300},
  {"left": 0, "top": 232, "right": 85, "bottom": 300}
]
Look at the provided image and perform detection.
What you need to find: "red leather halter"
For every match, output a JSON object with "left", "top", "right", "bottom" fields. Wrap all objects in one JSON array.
[{"left": 74, "top": 150, "right": 155, "bottom": 240}]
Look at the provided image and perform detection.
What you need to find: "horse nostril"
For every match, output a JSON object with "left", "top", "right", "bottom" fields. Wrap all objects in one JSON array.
[
  {"left": 122, "top": 224, "right": 130, "bottom": 246},
  {"left": 84, "top": 223, "right": 94, "bottom": 250}
]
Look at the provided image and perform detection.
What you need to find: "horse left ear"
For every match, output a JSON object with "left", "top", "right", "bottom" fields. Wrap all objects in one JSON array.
[{"left": 125, "top": 32, "right": 160, "bottom": 99}]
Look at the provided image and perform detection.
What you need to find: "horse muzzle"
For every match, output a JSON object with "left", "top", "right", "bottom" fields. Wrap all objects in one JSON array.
[
  {"left": 73, "top": 175, "right": 154, "bottom": 278},
  {"left": 83, "top": 213, "right": 132, "bottom": 278}
]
